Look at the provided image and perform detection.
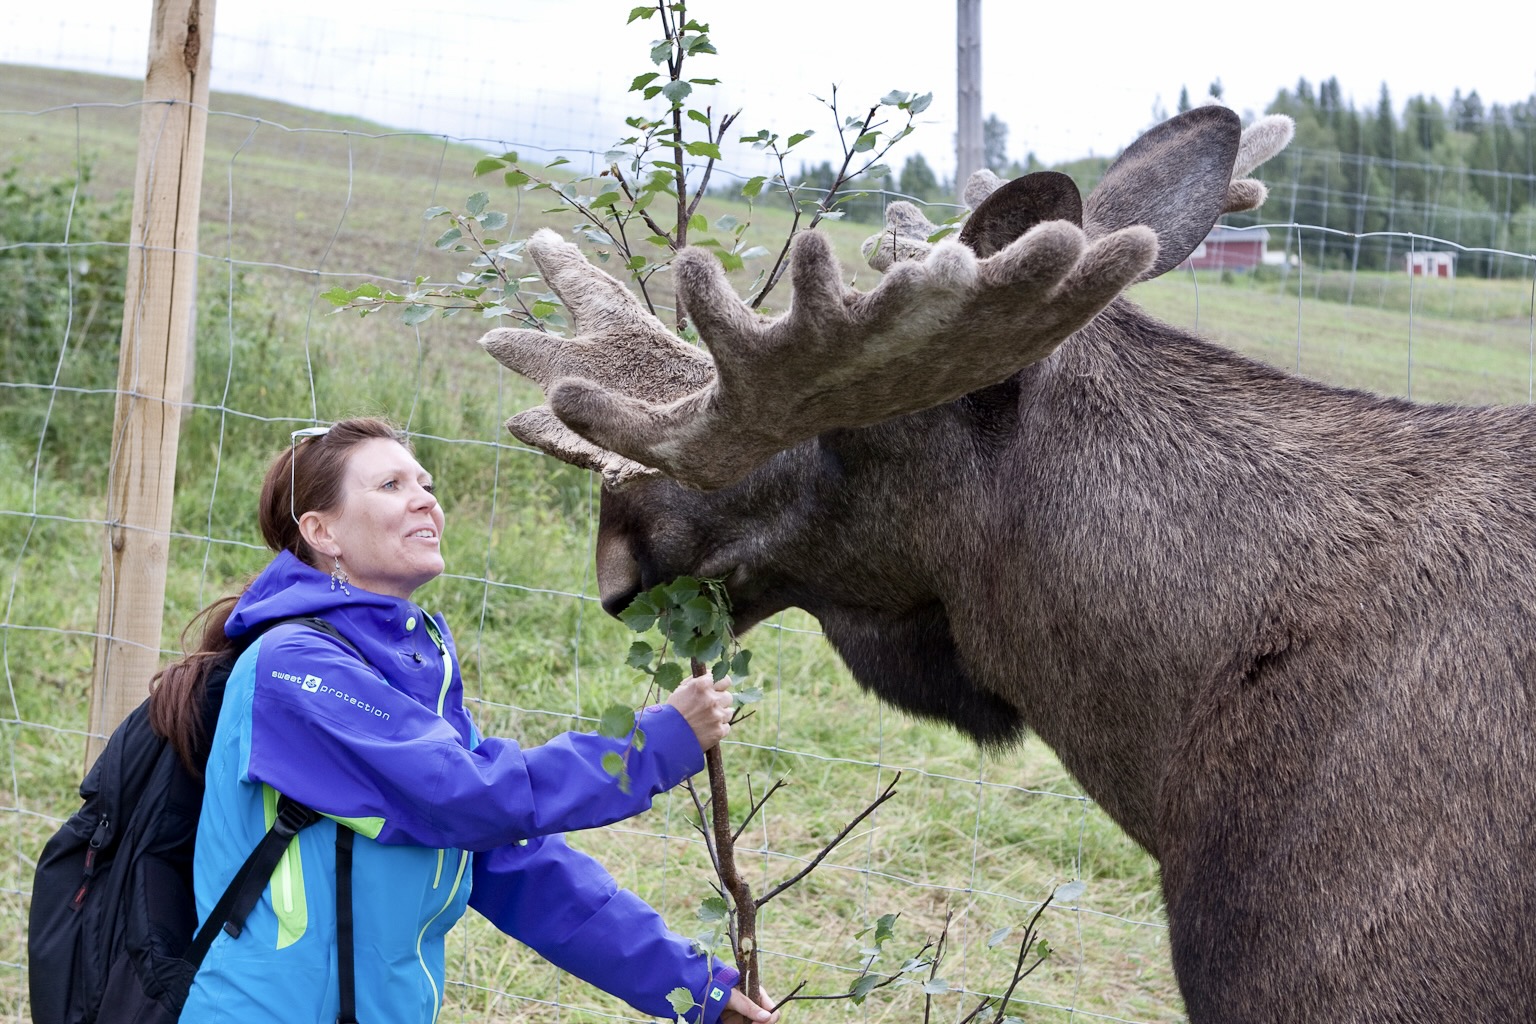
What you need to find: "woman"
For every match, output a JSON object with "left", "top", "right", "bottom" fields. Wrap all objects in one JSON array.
[{"left": 149, "top": 417, "right": 776, "bottom": 1024}]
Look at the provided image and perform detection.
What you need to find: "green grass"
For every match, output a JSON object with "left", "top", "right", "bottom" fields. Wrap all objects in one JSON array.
[{"left": 5, "top": 63, "right": 1534, "bottom": 1024}]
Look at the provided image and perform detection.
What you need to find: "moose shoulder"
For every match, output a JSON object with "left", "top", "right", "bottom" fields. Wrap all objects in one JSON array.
[{"left": 481, "top": 105, "right": 1536, "bottom": 1021}]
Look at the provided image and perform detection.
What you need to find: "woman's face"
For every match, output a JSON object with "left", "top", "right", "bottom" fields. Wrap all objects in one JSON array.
[{"left": 302, "top": 437, "right": 445, "bottom": 600}]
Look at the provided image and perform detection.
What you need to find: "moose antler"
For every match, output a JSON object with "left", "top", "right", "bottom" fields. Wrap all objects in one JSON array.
[
  {"left": 865, "top": 107, "right": 1295, "bottom": 273},
  {"left": 482, "top": 222, "right": 1156, "bottom": 490},
  {"left": 481, "top": 106, "right": 1293, "bottom": 491}
]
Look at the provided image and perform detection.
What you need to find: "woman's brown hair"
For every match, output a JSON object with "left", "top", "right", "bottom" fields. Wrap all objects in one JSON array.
[{"left": 149, "top": 417, "right": 409, "bottom": 772}]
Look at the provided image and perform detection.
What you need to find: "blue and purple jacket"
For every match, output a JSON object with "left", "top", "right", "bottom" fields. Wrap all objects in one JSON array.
[{"left": 181, "top": 551, "right": 737, "bottom": 1023}]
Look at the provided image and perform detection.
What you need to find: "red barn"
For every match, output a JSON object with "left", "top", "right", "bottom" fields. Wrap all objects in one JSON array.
[
  {"left": 1180, "top": 225, "right": 1270, "bottom": 271},
  {"left": 1406, "top": 251, "right": 1457, "bottom": 278}
]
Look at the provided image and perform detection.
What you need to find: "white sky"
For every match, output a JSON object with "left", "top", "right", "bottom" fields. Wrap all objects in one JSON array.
[{"left": 6, "top": 0, "right": 1535, "bottom": 182}]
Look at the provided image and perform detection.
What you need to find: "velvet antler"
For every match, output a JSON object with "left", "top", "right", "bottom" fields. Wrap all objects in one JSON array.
[
  {"left": 480, "top": 105, "right": 1293, "bottom": 491},
  {"left": 482, "top": 220, "right": 1155, "bottom": 490}
]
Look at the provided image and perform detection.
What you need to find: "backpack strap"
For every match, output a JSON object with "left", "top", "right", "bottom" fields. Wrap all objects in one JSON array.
[
  {"left": 335, "top": 825, "right": 358, "bottom": 1024},
  {"left": 183, "top": 795, "right": 321, "bottom": 966}
]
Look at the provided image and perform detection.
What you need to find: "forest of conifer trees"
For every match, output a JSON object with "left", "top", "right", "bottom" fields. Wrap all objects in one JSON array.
[
  {"left": 766, "top": 75, "right": 1536, "bottom": 280},
  {"left": 1211, "top": 76, "right": 1536, "bottom": 278}
]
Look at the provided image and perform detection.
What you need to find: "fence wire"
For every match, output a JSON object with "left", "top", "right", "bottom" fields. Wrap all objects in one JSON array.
[{"left": 1, "top": 82, "right": 1534, "bottom": 1024}]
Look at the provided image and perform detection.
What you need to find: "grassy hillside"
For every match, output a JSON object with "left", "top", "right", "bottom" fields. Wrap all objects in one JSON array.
[{"left": 3, "top": 62, "right": 1533, "bottom": 1024}]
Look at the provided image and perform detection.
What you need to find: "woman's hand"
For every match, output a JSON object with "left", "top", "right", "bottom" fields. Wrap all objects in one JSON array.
[
  {"left": 721, "top": 985, "right": 779, "bottom": 1024},
  {"left": 666, "top": 669, "right": 735, "bottom": 752}
]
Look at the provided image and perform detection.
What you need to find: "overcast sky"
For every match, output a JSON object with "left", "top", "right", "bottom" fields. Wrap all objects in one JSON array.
[{"left": 7, "top": 0, "right": 1535, "bottom": 182}]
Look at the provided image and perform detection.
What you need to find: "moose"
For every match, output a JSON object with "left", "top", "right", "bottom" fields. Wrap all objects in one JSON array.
[{"left": 479, "top": 105, "right": 1536, "bottom": 1021}]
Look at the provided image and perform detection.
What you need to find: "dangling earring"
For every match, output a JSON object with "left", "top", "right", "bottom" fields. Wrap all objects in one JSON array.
[{"left": 330, "top": 556, "right": 351, "bottom": 596}]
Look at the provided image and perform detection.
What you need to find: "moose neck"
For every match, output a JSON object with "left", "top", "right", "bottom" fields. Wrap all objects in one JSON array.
[{"left": 813, "top": 298, "right": 1490, "bottom": 857}]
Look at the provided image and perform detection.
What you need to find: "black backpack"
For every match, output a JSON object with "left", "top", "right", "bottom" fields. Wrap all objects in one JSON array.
[{"left": 28, "top": 616, "right": 362, "bottom": 1024}]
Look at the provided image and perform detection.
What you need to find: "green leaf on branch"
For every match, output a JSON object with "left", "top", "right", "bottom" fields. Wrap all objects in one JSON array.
[
  {"left": 683, "top": 141, "right": 722, "bottom": 160},
  {"left": 473, "top": 157, "right": 507, "bottom": 177},
  {"left": 650, "top": 40, "right": 672, "bottom": 64},
  {"left": 620, "top": 593, "right": 660, "bottom": 633},
  {"left": 401, "top": 304, "right": 434, "bottom": 325},
  {"left": 503, "top": 170, "right": 531, "bottom": 188},
  {"left": 850, "top": 974, "right": 882, "bottom": 1004},
  {"left": 853, "top": 132, "right": 879, "bottom": 153},
  {"left": 729, "top": 649, "right": 752, "bottom": 677},
  {"left": 598, "top": 703, "right": 635, "bottom": 738},
  {"left": 697, "top": 896, "right": 729, "bottom": 923},
  {"left": 654, "top": 661, "right": 686, "bottom": 692},
  {"left": 733, "top": 686, "right": 763, "bottom": 705},
  {"left": 1054, "top": 880, "right": 1086, "bottom": 903},
  {"left": 423, "top": 205, "right": 451, "bottom": 219},
  {"left": 627, "top": 640, "right": 655, "bottom": 669},
  {"left": 923, "top": 978, "right": 951, "bottom": 995},
  {"left": 687, "top": 109, "right": 711, "bottom": 126},
  {"left": 630, "top": 71, "right": 661, "bottom": 91},
  {"left": 787, "top": 131, "right": 814, "bottom": 148},
  {"left": 466, "top": 192, "right": 489, "bottom": 216},
  {"left": 627, "top": 6, "right": 656, "bottom": 23},
  {"left": 601, "top": 751, "right": 630, "bottom": 794},
  {"left": 434, "top": 227, "right": 462, "bottom": 249},
  {"left": 741, "top": 176, "right": 767, "bottom": 198},
  {"left": 662, "top": 80, "right": 693, "bottom": 105},
  {"left": 478, "top": 211, "right": 508, "bottom": 230},
  {"left": 667, "top": 989, "right": 696, "bottom": 1016},
  {"left": 681, "top": 596, "right": 716, "bottom": 628}
]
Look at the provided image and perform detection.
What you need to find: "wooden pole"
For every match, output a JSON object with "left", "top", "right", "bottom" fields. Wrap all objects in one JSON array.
[
  {"left": 87, "top": 0, "right": 215, "bottom": 767},
  {"left": 955, "top": 0, "right": 983, "bottom": 201}
]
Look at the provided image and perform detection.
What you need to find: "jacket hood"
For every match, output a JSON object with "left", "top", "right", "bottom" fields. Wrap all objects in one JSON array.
[{"left": 226, "top": 550, "right": 439, "bottom": 654}]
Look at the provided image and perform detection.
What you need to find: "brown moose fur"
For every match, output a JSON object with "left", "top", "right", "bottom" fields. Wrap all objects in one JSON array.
[{"left": 482, "top": 105, "right": 1536, "bottom": 1020}]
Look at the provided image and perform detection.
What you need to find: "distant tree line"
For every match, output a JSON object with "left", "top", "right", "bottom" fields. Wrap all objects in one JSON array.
[
  {"left": 1232, "top": 77, "right": 1536, "bottom": 278},
  {"left": 725, "top": 77, "right": 1536, "bottom": 277}
]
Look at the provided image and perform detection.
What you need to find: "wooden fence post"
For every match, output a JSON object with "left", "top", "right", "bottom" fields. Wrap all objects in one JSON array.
[{"left": 87, "top": 0, "right": 215, "bottom": 767}]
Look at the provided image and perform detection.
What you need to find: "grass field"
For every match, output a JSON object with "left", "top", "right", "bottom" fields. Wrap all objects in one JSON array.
[{"left": 3, "top": 63, "right": 1535, "bottom": 1024}]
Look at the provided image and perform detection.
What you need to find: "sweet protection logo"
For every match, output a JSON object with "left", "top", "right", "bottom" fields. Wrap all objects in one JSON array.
[{"left": 271, "top": 666, "right": 391, "bottom": 720}]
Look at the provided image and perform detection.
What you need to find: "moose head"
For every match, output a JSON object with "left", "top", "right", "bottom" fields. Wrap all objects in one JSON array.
[{"left": 480, "top": 104, "right": 1536, "bottom": 1021}]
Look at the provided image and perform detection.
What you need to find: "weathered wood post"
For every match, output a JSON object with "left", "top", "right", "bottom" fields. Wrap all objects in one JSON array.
[
  {"left": 87, "top": 0, "right": 215, "bottom": 767},
  {"left": 955, "top": 0, "right": 983, "bottom": 200}
]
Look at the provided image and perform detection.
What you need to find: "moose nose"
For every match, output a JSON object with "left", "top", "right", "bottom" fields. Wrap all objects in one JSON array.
[{"left": 595, "top": 531, "right": 642, "bottom": 617}]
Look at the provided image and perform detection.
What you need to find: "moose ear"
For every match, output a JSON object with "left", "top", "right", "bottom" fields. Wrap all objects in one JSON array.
[
  {"left": 958, "top": 171, "right": 1083, "bottom": 257},
  {"left": 1083, "top": 104, "right": 1241, "bottom": 280}
]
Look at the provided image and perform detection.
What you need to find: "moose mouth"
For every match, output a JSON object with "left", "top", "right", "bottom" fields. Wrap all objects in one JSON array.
[{"left": 598, "top": 558, "right": 779, "bottom": 635}]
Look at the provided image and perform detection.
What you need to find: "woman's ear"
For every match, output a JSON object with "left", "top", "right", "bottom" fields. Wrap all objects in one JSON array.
[{"left": 299, "top": 510, "right": 338, "bottom": 561}]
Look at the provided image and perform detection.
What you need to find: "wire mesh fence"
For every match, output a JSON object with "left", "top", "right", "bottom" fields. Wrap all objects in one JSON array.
[{"left": 1, "top": 56, "right": 1534, "bottom": 1024}]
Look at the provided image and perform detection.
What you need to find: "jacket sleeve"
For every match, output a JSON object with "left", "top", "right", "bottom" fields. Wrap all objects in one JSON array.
[
  {"left": 240, "top": 629, "right": 705, "bottom": 850},
  {"left": 469, "top": 834, "right": 740, "bottom": 1024}
]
